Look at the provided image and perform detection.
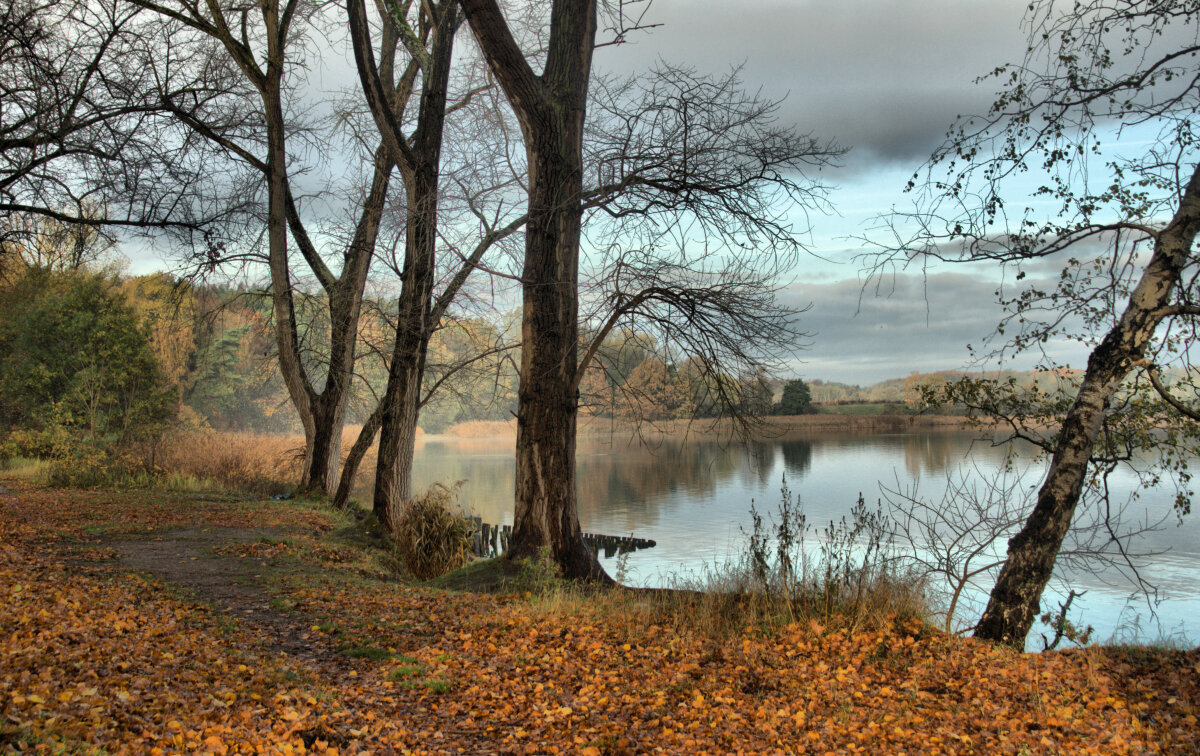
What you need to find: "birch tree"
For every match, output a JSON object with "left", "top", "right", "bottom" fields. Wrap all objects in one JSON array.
[{"left": 877, "top": 0, "right": 1200, "bottom": 646}]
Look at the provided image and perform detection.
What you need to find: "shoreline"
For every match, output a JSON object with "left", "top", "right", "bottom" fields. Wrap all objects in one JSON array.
[{"left": 426, "top": 413, "right": 991, "bottom": 442}]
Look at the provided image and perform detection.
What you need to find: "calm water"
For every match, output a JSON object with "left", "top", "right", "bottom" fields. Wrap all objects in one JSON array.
[{"left": 410, "top": 430, "right": 1200, "bottom": 647}]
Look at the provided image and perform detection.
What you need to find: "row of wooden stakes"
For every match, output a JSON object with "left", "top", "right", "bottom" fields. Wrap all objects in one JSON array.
[{"left": 464, "top": 516, "right": 657, "bottom": 559}]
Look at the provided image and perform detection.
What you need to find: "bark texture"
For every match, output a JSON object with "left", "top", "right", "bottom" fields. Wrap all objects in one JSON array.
[
  {"left": 461, "top": 0, "right": 606, "bottom": 579},
  {"left": 347, "top": 0, "right": 459, "bottom": 531},
  {"left": 975, "top": 161, "right": 1200, "bottom": 646}
]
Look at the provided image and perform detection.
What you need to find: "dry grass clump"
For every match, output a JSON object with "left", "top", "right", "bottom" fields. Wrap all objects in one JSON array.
[
  {"left": 134, "top": 430, "right": 303, "bottom": 496},
  {"left": 394, "top": 483, "right": 474, "bottom": 580}
]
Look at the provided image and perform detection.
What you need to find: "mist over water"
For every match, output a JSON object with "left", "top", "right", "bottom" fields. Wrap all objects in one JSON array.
[{"left": 410, "top": 430, "right": 1200, "bottom": 648}]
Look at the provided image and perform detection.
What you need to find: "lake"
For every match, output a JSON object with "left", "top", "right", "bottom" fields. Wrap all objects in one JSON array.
[{"left": 410, "top": 428, "right": 1200, "bottom": 648}]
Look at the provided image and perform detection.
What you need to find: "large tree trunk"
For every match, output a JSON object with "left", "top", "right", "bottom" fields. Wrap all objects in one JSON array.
[
  {"left": 975, "top": 162, "right": 1200, "bottom": 646},
  {"left": 361, "top": 2, "right": 459, "bottom": 532},
  {"left": 304, "top": 393, "right": 347, "bottom": 494},
  {"left": 506, "top": 123, "right": 598, "bottom": 577},
  {"left": 373, "top": 177, "right": 435, "bottom": 530},
  {"left": 461, "top": 0, "right": 605, "bottom": 580}
]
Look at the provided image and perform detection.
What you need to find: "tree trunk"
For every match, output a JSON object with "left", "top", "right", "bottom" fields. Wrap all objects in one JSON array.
[
  {"left": 461, "top": 0, "right": 606, "bottom": 580},
  {"left": 304, "top": 393, "right": 346, "bottom": 495},
  {"left": 141, "top": 0, "right": 387, "bottom": 499},
  {"left": 373, "top": 211, "right": 432, "bottom": 531},
  {"left": 506, "top": 124, "right": 601, "bottom": 578},
  {"left": 333, "top": 401, "right": 384, "bottom": 511},
  {"left": 368, "top": 3, "right": 458, "bottom": 533},
  {"left": 261, "top": 60, "right": 321, "bottom": 491},
  {"left": 975, "top": 162, "right": 1200, "bottom": 646}
]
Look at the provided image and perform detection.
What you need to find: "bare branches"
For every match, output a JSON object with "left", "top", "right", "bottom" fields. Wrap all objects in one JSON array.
[
  {"left": 0, "top": 0, "right": 245, "bottom": 250},
  {"left": 884, "top": 463, "right": 1166, "bottom": 637},
  {"left": 865, "top": 1, "right": 1200, "bottom": 645},
  {"left": 572, "top": 64, "right": 838, "bottom": 431},
  {"left": 585, "top": 63, "right": 841, "bottom": 253}
]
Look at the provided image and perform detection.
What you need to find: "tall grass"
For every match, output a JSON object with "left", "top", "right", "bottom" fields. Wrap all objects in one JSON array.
[
  {"left": 515, "top": 479, "right": 932, "bottom": 642},
  {"left": 442, "top": 420, "right": 517, "bottom": 438},
  {"left": 126, "top": 430, "right": 304, "bottom": 496},
  {"left": 0, "top": 456, "right": 51, "bottom": 481},
  {"left": 657, "top": 482, "right": 929, "bottom": 637}
]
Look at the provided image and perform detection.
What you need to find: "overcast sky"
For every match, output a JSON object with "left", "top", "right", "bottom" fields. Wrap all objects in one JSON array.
[
  {"left": 593, "top": 0, "right": 1061, "bottom": 385},
  {"left": 127, "top": 0, "right": 1080, "bottom": 385}
]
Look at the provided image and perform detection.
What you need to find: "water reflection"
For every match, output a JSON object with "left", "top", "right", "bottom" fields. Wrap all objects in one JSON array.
[
  {"left": 780, "top": 440, "right": 813, "bottom": 477},
  {"left": 411, "top": 432, "right": 1028, "bottom": 526},
  {"left": 408, "top": 429, "right": 1200, "bottom": 644}
]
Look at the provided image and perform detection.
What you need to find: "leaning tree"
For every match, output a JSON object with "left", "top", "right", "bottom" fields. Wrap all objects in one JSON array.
[{"left": 877, "top": 0, "right": 1200, "bottom": 646}]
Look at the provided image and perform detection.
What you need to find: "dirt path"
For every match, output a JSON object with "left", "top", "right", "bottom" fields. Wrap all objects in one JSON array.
[{"left": 107, "top": 527, "right": 354, "bottom": 672}]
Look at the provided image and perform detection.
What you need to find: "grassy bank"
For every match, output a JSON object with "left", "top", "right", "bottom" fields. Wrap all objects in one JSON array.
[{"left": 0, "top": 477, "right": 1196, "bottom": 754}]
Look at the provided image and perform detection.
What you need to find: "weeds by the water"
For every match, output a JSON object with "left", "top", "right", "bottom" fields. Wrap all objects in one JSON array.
[
  {"left": 697, "top": 477, "right": 929, "bottom": 635},
  {"left": 506, "top": 478, "right": 930, "bottom": 642}
]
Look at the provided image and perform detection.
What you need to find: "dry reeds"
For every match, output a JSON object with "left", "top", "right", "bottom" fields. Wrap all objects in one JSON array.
[
  {"left": 394, "top": 483, "right": 474, "bottom": 580},
  {"left": 513, "top": 480, "right": 932, "bottom": 644},
  {"left": 132, "top": 430, "right": 303, "bottom": 496},
  {"left": 442, "top": 420, "right": 517, "bottom": 438}
]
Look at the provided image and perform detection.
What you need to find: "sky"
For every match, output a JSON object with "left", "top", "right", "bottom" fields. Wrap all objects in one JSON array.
[
  {"left": 589, "top": 0, "right": 1094, "bottom": 385},
  {"left": 126, "top": 0, "right": 1097, "bottom": 386}
]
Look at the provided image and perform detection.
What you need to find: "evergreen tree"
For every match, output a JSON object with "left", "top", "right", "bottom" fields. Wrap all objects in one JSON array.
[{"left": 779, "top": 379, "right": 813, "bottom": 415}]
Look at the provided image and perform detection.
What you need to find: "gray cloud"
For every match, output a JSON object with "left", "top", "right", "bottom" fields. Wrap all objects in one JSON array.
[
  {"left": 597, "top": 0, "right": 1030, "bottom": 170},
  {"left": 781, "top": 271, "right": 1092, "bottom": 384}
]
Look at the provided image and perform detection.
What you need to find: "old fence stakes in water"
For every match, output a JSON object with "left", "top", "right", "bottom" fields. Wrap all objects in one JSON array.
[{"left": 464, "top": 517, "right": 656, "bottom": 559}]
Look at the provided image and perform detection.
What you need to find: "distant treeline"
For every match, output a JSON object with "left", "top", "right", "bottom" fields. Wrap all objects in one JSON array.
[
  {"left": 0, "top": 258, "right": 1110, "bottom": 441},
  {"left": 809, "top": 370, "right": 1088, "bottom": 412}
]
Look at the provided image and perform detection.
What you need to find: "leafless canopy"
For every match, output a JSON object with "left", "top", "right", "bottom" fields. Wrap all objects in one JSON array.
[
  {"left": 0, "top": 0, "right": 248, "bottom": 254},
  {"left": 578, "top": 63, "right": 842, "bottom": 427}
]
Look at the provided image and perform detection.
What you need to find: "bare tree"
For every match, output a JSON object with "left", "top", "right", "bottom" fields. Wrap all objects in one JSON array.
[
  {"left": 132, "top": 0, "right": 409, "bottom": 495},
  {"left": 457, "top": 0, "right": 616, "bottom": 578},
  {"left": 459, "top": 0, "right": 842, "bottom": 579},
  {"left": 0, "top": 0, "right": 243, "bottom": 253},
  {"left": 347, "top": 0, "right": 499, "bottom": 531},
  {"left": 883, "top": 464, "right": 1164, "bottom": 637},
  {"left": 577, "top": 64, "right": 839, "bottom": 433},
  {"left": 872, "top": 0, "right": 1200, "bottom": 645}
]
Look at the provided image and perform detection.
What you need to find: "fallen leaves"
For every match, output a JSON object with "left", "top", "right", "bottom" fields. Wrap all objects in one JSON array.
[{"left": 0, "top": 480, "right": 1197, "bottom": 754}]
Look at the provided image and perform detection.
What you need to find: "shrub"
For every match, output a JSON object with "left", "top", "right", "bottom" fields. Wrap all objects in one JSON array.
[
  {"left": 0, "top": 267, "right": 170, "bottom": 445},
  {"left": 44, "top": 444, "right": 112, "bottom": 487},
  {"left": 394, "top": 483, "right": 474, "bottom": 580}
]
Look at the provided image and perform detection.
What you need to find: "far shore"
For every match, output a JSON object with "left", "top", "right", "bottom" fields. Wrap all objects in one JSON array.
[{"left": 426, "top": 413, "right": 991, "bottom": 442}]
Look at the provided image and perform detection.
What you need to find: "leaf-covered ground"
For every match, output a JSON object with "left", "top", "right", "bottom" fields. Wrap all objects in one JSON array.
[{"left": 1, "top": 480, "right": 1197, "bottom": 754}]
